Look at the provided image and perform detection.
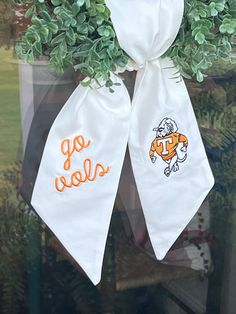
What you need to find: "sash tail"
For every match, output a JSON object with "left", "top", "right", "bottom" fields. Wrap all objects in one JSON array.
[
  {"left": 107, "top": 0, "right": 214, "bottom": 260},
  {"left": 129, "top": 58, "right": 214, "bottom": 259},
  {"left": 31, "top": 74, "right": 131, "bottom": 284}
]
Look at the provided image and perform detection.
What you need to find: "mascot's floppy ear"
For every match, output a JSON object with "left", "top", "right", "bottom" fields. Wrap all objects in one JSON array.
[{"left": 166, "top": 118, "right": 178, "bottom": 133}]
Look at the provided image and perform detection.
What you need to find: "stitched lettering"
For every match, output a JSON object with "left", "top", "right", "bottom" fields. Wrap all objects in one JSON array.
[
  {"left": 55, "top": 135, "right": 110, "bottom": 192},
  {"left": 157, "top": 137, "right": 173, "bottom": 155},
  {"left": 61, "top": 135, "right": 91, "bottom": 171}
]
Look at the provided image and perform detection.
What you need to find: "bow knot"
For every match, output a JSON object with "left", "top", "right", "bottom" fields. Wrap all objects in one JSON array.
[{"left": 138, "top": 55, "right": 164, "bottom": 71}]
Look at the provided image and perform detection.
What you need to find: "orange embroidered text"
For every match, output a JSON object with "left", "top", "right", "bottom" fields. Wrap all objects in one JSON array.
[
  {"left": 61, "top": 135, "right": 91, "bottom": 171},
  {"left": 55, "top": 158, "right": 110, "bottom": 192},
  {"left": 55, "top": 135, "right": 110, "bottom": 192}
]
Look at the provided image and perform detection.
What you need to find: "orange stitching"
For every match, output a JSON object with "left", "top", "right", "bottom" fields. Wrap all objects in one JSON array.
[
  {"left": 55, "top": 176, "right": 73, "bottom": 192},
  {"left": 55, "top": 158, "right": 110, "bottom": 192},
  {"left": 61, "top": 135, "right": 91, "bottom": 171},
  {"left": 55, "top": 135, "right": 109, "bottom": 192},
  {"left": 84, "top": 159, "right": 110, "bottom": 181}
]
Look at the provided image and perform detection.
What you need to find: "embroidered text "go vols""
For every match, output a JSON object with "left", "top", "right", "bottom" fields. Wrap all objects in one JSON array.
[{"left": 55, "top": 135, "right": 110, "bottom": 192}]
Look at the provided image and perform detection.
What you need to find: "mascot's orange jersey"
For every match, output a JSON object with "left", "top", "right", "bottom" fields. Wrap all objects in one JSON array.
[{"left": 149, "top": 132, "right": 188, "bottom": 161}]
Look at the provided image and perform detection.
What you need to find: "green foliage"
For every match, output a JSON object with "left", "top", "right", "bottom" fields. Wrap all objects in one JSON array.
[
  {"left": 189, "top": 66, "right": 236, "bottom": 150},
  {"left": 0, "top": 163, "right": 40, "bottom": 314},
  {"left": 166, "top": 0, "right": 236, "bottom": 82},
  {"left": 15, "top": 0, "right": 128, "bottom": 90},
  {"left": 187, "top": 67, "right": 236, "bottom": 249},
  {"left": 15, "top": 0, "right": 236, "bottom": 87}
]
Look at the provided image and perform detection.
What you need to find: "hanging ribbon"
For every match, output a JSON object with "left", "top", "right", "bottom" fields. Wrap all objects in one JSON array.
[{"left": 31, "top": 0, "right": 214, "bottom": 285}]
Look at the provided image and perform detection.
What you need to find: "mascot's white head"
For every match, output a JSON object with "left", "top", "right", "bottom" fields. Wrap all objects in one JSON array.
[{"left": 153, "top": 118, "right": 178, "bottom": 137}]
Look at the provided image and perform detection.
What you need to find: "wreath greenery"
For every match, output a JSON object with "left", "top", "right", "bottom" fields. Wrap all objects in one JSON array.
[{"left": 15, "top": 0, "right": 236, "bottom": 88}]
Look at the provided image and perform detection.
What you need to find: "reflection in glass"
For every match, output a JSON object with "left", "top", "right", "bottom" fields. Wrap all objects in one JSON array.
[{"left": 0, "top": 10, "right": 236, "bottom": 312}]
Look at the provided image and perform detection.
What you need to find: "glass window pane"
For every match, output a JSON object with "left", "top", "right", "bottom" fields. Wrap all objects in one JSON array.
[{"left": 0, "top": 4, "right": 236, "bottom": 314}]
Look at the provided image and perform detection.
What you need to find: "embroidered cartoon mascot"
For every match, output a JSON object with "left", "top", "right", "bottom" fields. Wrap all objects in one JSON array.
[{"left": 149, "top": 118, "right": 188, "bottom": 177}]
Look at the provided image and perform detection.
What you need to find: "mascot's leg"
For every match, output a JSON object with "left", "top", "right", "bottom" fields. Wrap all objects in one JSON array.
[
  {"left": 170, "top": 155, "right": 179, "bottom": 173},
  {"left": 172, "top": 162, "right": 179, "bottom": 172},
  {"left": 164, "top": 160, "right": 171, "bottom": 177},
  {"left": 171, "top": 155, "right": 179, "bottom": 172},
  {"left": 164, "top": 156, "right": 179, "bottom": 176}
]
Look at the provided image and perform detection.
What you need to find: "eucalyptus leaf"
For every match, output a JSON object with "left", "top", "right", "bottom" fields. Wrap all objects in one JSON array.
[
  {"left": 16, "top": 0, "right": 236, "bottom": 86},
  {"left": 51, "top": 0, "right": 62, "bottom": 5}
]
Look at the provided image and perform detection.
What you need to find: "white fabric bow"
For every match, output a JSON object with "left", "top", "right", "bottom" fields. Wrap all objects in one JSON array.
[{"left": 31, "top": 0, "right": 214, "bottom": 285}]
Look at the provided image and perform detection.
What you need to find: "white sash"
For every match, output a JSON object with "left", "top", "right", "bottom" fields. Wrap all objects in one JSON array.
[{"left": 31, "top": 0, "right": 214, "bottom": 284}]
